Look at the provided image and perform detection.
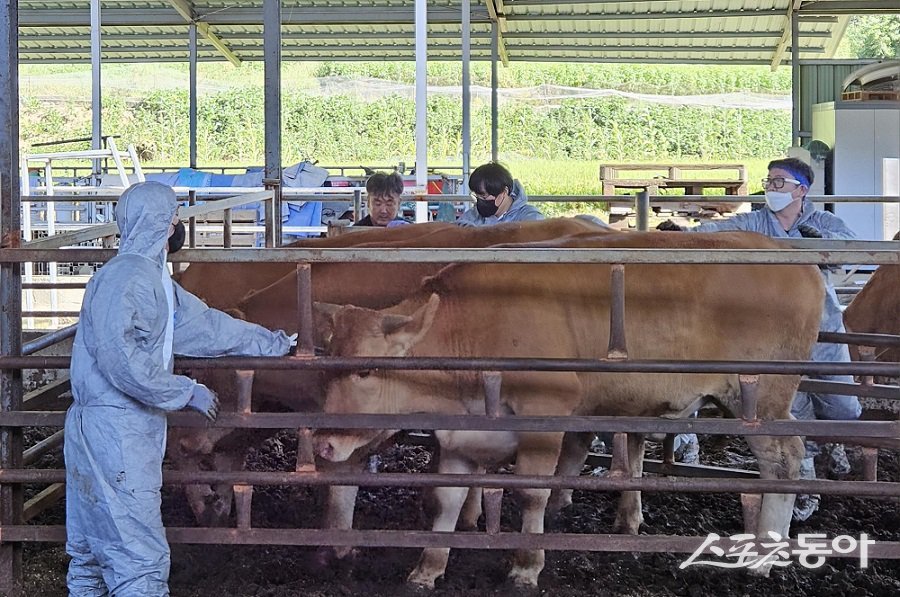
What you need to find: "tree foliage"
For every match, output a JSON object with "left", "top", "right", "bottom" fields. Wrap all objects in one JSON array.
[{"left": 844, "top": 15, "right": 900, "bottom": 59}]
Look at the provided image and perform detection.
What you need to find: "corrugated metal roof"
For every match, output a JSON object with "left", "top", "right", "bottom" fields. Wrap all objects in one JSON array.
[{"left": 14, "top": 0, "right": 890, "bottom": 65}]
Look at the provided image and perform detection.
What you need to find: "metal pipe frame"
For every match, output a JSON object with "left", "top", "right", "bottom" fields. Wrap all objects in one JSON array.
[
  {"left": 461, "top": 0, "right": 471, "bottom": 187},
  {"left": 19, "top": 194, "right": 900, "bottom": 204},
  {"left": 3, "top": 354, "right": 898, "bottom": 377},
  {"left": 490, "top": 22, "right": 498, "bottom": 162},
  {"left": 189, "top": 23, "right": 198, "bottom": 170},
  {"left": 2, "top": 469, "right": 899, "bottom": 499},
  {"left": 4, "top": 411, "right": 899, "bottom": 438},
  {"left": 21, "top": 324, "right": 77, "bottom": 356},
  {"left": 89, "top": 0, "right": 101, "bottom": 179},
  {"left": 2, "top": 525, "right": 898, "bottom": 559},
  {"left": 263, "top": 0, "right": 282, "bottom": 247},
  {"left": 3, "top": 246, "right": 899, "bottom": 266},
  {"left": 1, "top": 1, "right": 23, "bottom": 589}
]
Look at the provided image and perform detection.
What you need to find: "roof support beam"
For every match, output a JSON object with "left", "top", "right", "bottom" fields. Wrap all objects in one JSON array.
[
  {"left": 771, "top": 0, "right": 804, "bottom": 71},
  {"left": 169, "top": 0, "right": 240, "bottom": 66},
  {"left": 799, "top": 0, "right": 900, "bottom": 14},
  {"left": 507, "top": 9, "right": 785, "bottom": 20},
  {"left": 20, "top": 7, "right": 491, "bottom": 27},
  {"left": 18, "top": 29, "right": 835, "bottom": 45},
  {"left": 484, "top": 0, "right": 509, "bottom": 65}
]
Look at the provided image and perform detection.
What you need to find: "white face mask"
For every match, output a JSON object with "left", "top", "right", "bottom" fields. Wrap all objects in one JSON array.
[{"left": 765, "top": 190, "right": 795, "bottom": 212}]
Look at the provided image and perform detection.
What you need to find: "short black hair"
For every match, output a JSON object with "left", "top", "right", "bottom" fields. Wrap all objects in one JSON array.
[
  {"left": 365, "top": 171, "right": 404, "bottom": 197},
  {"left": 767, "top": 157, "right": 814, "bottom": 187},
  {"left": 469, "top": 162, "right": 513, "bottom": 197}
]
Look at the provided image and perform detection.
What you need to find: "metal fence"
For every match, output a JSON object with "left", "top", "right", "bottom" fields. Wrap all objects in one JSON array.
[{"left": 2, "top": 232, "right": 900, "bottom": 591}]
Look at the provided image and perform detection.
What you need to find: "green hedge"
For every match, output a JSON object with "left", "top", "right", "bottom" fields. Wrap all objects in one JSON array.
[{"left": 21, "top": 88, "right": 790, "bottom": 167}]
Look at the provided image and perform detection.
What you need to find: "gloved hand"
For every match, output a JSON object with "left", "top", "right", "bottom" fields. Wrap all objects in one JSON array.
[
  {"left": 656, "top": 220, "right": 684, "bottom": 232},
  {"left": 186, "top": 383, "right": 219, "bottom": 422},
  {"left": 288, "top": 332, "right": 298, "bottom": 348},
  {"left": 798, "top": 224, "right": 822, "bottom": 238}
]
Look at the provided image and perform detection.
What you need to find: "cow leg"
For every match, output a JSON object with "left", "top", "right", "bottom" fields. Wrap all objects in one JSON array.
[
  {"left": 171, "top": 427, "right": 242, "bottom": 527},
  {"left": 546, "top": 432, "right": 593, "bottom": 519},
  {"left": 311, "top": 453, "right": 367, "bottom": 571},
  {"left": 458, "top": 470, "right": 484, "bottom": 531},
  {"left": 204, "top": 450, "right": 243, "bottom": 526},
  {"left": 508, "top": 431, "right": 565, "bottom": 589},
  {"left": 745, "top": 433, "right": 804, "bottom": 576},
  {"left": 612, "top": 433, "right": 645, "bottom": 534},
  {"left": 407, "top": 449, "right": 476, "bottom": 589}
]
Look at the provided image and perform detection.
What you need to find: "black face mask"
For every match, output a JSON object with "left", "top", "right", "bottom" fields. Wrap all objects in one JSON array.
[
  {"left": 475, "top": 198, "right": 499, "bottom": 218},
  {"left": 168, "top": 221, "right": 185, "bottom": 253}
]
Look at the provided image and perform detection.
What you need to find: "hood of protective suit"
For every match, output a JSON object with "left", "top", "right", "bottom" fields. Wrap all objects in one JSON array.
[{"left": 116, "top": 181, "right": 177, "bottom": 263}]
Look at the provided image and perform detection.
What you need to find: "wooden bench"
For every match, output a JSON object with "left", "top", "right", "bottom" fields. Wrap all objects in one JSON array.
[{"left": 599, "top": 163, "right": 748, "bottom": 197}]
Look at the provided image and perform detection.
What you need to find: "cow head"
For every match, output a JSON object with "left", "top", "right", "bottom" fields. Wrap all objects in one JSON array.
[{"left": 313, "top": 294, "right": 440, "bottom": 462}]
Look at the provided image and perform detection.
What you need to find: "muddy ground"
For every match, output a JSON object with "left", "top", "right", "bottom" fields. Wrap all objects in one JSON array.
[{"left": 19, "top": 427, "right": 900, "bottom": 597}]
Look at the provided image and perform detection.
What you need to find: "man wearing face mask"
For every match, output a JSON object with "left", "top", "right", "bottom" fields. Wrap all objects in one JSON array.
[
  {"left": 457, "top": 162, "right": 544, "bottom": 226},
  {"left": 65, "top": 181, "right": 297, "bottom": 596},
  {"left": 657, "top": 157, "right": 860, "bottom": 521}
]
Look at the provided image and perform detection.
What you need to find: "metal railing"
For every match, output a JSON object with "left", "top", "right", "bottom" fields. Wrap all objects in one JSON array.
[{"left": 2, "top": 242, "right": 900, "bottom": 591}]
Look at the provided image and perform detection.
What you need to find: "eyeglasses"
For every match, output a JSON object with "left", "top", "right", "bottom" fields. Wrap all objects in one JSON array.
[
  {"left": 761, "top": 177, "right": 802, "bottom": 190},
  {"left": 471, "top": 192, "right": 496, "bottom": 202}
]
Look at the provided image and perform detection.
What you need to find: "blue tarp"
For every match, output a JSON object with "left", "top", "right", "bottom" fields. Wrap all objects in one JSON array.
[{"left": 145, "top": 165, "right": 323, "bottom": 242}]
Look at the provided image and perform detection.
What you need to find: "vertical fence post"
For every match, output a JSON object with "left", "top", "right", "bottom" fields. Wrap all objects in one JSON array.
[
  {"left": 295, "top": 263, "right": 314, "bottom": 355},
  {"left": 1, "top": 1, "right": 24, "bottom": 590},
  {"left": 481, "top": 371, "right": 503, "bottom": 534},
  {"left": 187, "top": 189, "right": 197, "bottom": 249},
  {"left": 353, "top": 188, "right": 362, "bottom": 223},
  {"left": 635, "top": 190, "right": 650, "bottom": 231},
  {"left": 607, "top": 264, "right": 627, "bottom": 359},
  {"left": 223, "top": 208, "right": 232, "bottom": 248}
]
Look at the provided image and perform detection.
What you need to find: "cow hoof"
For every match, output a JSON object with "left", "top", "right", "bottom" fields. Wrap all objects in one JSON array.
[
  {"left": 405, "top": 580, "right": 435, "bottom": 594},
  {"left": 502, "top": 577, "right": 540, "bottom": 597},
  {"left": 612, "top": 514, "right": 643, "bottom": 535},
  {"left": 748, "top": 561, "right": 774, "bottom": 578},
  {"left": 311, "top": 547, "right": 357, "bottom": 578},
  {"left": 406, "top": 570, "right": 439, "bottom": 592}
]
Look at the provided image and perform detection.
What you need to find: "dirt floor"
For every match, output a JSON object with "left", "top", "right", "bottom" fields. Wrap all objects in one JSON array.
[{"left": 18, "top": 426, "right": 900, "bottom": 597}]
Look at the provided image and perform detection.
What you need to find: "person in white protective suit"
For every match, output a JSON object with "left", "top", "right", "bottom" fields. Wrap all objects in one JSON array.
[
  {"left": 657, "top": 157, "right": 861, "bottom": 521},
  {"left": 64, "top": 181, "right": 297, "bottom": 596}
]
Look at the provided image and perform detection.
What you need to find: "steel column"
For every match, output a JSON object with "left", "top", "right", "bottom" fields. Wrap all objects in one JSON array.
[
  {"left": 490, "top": 22, "right": 499, "bottom": 162},
  {"left": 0, "top": 1, "right": 23, "bottom": 591},
  {"left": 189, "top": 23, "right": 198, "bottom": 169},
  {"left": 414, "top": 0, "right": 429, "bottom": 222},
  {"left": 461, "top": 0, "right": 471, "bottom": 188},
  {"left": 264, "top": 0, "right": 282, "bottom": 245},
  {"left": 635, "top": 190, "right": 650, "bottom": 231},
  {"left": 791, "top": 10, "right": 801, "bottom": 146},
  {"left": 90, "top": 0, "right": 102, "bottom": 178}
]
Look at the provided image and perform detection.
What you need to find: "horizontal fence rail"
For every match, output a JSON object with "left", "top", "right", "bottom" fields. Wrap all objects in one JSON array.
[
  {"left": 2, "top": 355, "right": 899, "bottom": 376},
  {"left": 4, "top": 412, "right": 899, "bottom": 437},
  {"left": 2, "top": 469, "right": 899, "bottom": 498},
  {"left": 2, "top": 246, "right": 900, "bottom": 265},
  {"left": 2, "top": 527, "right": 896, "bottom": 559}
]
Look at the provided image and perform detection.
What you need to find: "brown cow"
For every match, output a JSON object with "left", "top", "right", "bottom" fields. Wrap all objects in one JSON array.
[
  {"left": 843, "top": 264, "right": 900, "bottom": 364},
  {"left": 169, "top": 218, "right": 613, "bottom": 534},
  {"left": 312, "top": 231, "right": 824, "bottom": 589}
]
